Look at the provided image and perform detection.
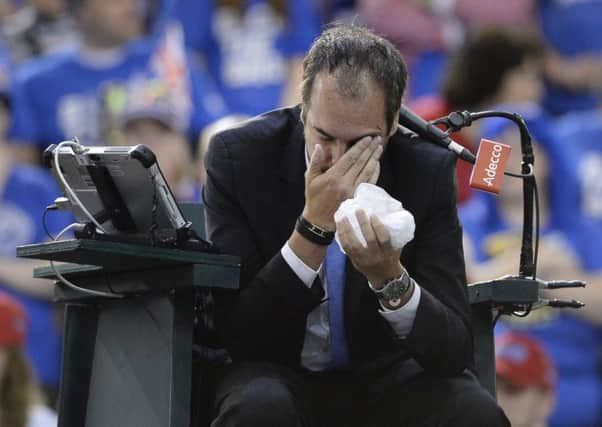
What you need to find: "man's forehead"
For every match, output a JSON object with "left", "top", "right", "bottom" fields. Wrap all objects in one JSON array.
[
  {"left": 306, "top": 102, "right": 387, "bottom": 143},
  {"left": 308, "top": 73, "right": 387, "bottom": 123}
]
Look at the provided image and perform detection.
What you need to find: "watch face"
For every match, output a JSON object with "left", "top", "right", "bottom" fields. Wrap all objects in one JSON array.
[{"left": 380, "top": 278, "right": 410, "bottom": 301}]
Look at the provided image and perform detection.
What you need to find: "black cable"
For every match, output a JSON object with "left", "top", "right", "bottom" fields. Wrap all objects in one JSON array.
[
  {"left": 532, "top": 179, "right": 541, "bottom": 278},
  {"left": 43, "top": 206, "right": 55, "bottom": 240}
]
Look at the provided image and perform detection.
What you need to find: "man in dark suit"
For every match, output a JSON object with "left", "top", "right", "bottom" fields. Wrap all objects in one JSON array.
[{"left": 203, "top": 25, "right": 509, "bottom": 426}]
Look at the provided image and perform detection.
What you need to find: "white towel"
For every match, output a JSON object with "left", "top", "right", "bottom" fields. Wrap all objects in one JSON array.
[{"left": 334, "top": 183, "right": 415, "bottom": 251}]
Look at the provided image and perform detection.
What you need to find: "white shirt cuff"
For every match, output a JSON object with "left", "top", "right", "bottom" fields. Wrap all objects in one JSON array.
[
  {"left": 378, "top": 284, "right": 421, "bottom": 338},
  {"left": 281, "top": 242, "right": 320, "bottom": 288}
]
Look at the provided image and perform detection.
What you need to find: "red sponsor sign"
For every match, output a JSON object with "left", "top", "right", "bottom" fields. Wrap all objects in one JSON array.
[{"left": 469, "top": 139, "right": 512, "bottom": 194}]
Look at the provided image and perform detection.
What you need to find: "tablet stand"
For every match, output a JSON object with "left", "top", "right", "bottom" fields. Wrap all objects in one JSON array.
[{"left": 17, "top": 205, "right": 240, "bottom": 427}]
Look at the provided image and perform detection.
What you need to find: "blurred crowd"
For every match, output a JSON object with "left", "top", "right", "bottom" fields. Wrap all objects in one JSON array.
[{"left": 0, "top": 0, "right": 602, "bottom": 426}]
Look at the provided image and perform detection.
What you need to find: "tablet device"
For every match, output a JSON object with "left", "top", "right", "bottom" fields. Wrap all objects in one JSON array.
[{"left": 44, "top": 143, "right": 192, "bottom": 246}]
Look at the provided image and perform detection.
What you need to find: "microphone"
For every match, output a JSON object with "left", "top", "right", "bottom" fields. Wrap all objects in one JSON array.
[{"left": 397, "top": 105, "right": 476, "bottom": 164}]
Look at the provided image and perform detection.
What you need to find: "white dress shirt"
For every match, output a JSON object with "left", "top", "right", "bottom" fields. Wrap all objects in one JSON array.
[
  {"left": 284, "top": 148, "right": 421, "bottom": 370},
  {"left": 281, "top": 242, "right": 421, "bottom": 371}
]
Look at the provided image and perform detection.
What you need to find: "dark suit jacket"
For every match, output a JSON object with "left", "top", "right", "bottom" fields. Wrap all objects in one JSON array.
[{"left": 203, "top": 106, "right": 473, "bottom": 376}]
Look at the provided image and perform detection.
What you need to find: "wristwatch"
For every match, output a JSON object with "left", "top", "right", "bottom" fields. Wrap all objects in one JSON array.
[{"left": 369, "top": 269, "right": 412, "bottom": 308}]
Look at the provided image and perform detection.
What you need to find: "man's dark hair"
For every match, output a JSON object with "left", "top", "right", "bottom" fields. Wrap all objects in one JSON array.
[
  {"left": 301, "top": 25, "right": 408, "bottom": 132},
  {"left": 443, "top": 29, "right": 544, "bottom": 110}
]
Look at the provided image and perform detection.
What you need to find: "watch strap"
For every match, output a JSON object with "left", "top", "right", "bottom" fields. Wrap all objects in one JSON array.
[{"left": 295, "top": 216, "right": 335, "bottom": 246}]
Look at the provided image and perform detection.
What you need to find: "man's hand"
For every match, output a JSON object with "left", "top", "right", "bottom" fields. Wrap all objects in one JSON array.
[
  {"left": 302, "top": 137, "right": 383, "bottom": 230},
  {"left": 337, "top": 210, "right": 402, "bottom": 288}
]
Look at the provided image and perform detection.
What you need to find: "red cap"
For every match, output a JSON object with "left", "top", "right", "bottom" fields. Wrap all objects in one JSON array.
[
  {"left": 0, "top": 292, "right": 27, "bottom": 346},
  {"left": 495, "top": 332, "right": 556, "bottom": 391}
]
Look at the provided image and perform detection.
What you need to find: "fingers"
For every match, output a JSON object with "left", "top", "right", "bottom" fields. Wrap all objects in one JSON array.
[
  {"left": 327, "top": 136, "right": 383, "bottom": 196},
  {"left": 371, "top": 215, "right": 393, "bottom": 252},
  {"left": 306, "top": 144, "right": 326, "bottom": 181},
  {"left": 330, "top": 136, "right": 373, "bottom": 176},
  {"left": 338, "top": 213, "right": 401, "bottom": 287},
  {"left": 356, "top": 210, "right": 375, "bottom": 248},
  {"left": 336, "top": 217, "right": 361, "bottom": 253},
  {"left": 337, "top": 211, "right": 382, "bottom": 255},
  {"left": 368, "top": 161, "right": 380, "bottom": 185},
  {"left": 345, "top": 136, "right": 382, "bottom": 181},
  {"left": 353, "top": 145, "right": 383, "bottom": 188}
]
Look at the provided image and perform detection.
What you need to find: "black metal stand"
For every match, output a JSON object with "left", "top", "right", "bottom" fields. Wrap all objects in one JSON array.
[{"left": 17, "top": 237, "right": 240, "bottom": 427}]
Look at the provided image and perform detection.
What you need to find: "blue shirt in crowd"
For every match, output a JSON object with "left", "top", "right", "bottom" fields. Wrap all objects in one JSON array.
[
  {"left": 9, "top": 34, "right": 228, "bottom": 150},
  {"left": 169, "top": 0, "right": 320, "bottom": 116},
  {"left": 0, "top": 164, "right": 71, "bottom": 389},
  {"left": 539, "top": 0, "right": 602, "bottom": 114}
]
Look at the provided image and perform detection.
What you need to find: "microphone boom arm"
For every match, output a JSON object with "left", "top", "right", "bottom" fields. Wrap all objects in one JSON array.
[{"left": 433, "top": 109, "right": 538, "bottom": 278}]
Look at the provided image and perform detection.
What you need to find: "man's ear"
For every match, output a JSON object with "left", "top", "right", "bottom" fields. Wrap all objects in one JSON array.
[{"left": 300, "top": 105, "right": 306, "bottom": 125}]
